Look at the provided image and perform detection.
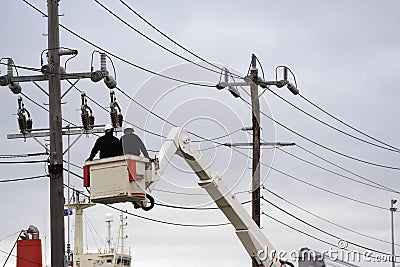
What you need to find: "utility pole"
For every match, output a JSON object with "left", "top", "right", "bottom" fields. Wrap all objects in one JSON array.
[
  {"left": 250, "top": 54, "right": 261, "bottom": 229},
  {"left": 250, "top": 54, "right": 261, "bottom": 267},
  {"left": 215, "top": 55, "right": 298, "bottom": 266},
  {"left": 1, "top": 3, "right": 118, "bottom": 265},
  {"left": 47, "top": 1, "right": 65, "bottom": 266},
  {"left": 390, "top": 199, "right": 397, "bottom": 267}
]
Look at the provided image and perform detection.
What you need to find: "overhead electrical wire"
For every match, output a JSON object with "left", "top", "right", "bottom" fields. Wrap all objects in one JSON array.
[
  {"left": 260, "top": 170, "right": 389, "bottom": 211},
  {"left": 152, "top": 188, "right": 207, "bottom": 196},
  {"left": 268, "top": 89, "right": 400, "bottom": 153},
  {"left": 0, "top": 174, "right": 48, "bottom": 183},
  {"left": 246, "top": 129, "right": 398, "bottom": 195},
  {"left": 20, "top": 0, "right": 396, "bottom": 224},
  {"left": 15, "top": 2, "right": 400, "bottom": 259},
  {"left": 264, "top": 188, "right": 400, "bottom": 247},
  {"left": 276, "top": 147, "right": 400, "bottom": 194},
  {"left": 299, "top": 93, "right": 400, "bottom": 152},
  {"left": 261, "top": 196, "right": 399, "bottom": 258},
  {"left": 239, "top": 96, "right": 400, "bottom": 170},
  {"left": 114, "top": 87, "right": 395, "bottom": 211},
  {"left": 20, "top": 0, "right": 400, "bottom": 171},
  {"left": 93, "top": 0, "right": 242, "bottom": 79},
  {"left": 221, "top": 138, "right": 394, "bottom": 212},
  {"left": 0, "top": 160, "right": 47, "bottom": 164},
  {"left": 78, "top": 77, "right": 396, "bottom": 214},
  {"left": 67, "top": 81, "right": 166, "bottom": 139},
  {"left": 0, "top": 61, "right": 41, "bottom": 72},
  {"left": 64, "top": 165, "right": 250, "bottom": 211},
  {"left": 0, "top": 231, "right": 21, "bottom": 243},
  {"left": 0, "top": 152, "right": 48, "bottom": 159},
  {"left": 63, "top": 176, "right": 230, "bottom": 227},
  {"left": 118, "top": 86, "right": 243, "bottom": 143},
  {"left": 117, "top": 0, "right": 243, "bottom": 79},
  {"left": 22, "top": 0, "right": 216, "bottom": 88},
  {"left": 262, "top": 212, "right": 399, "bottom": 264},
  {"left": 296, "top": 144, "right": 400, "bottom": 194},
  {"left": 21, "top": 92, "right": 79, "bottom": 128}
]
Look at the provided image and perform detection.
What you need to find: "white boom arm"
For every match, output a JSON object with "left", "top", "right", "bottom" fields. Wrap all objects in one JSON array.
[{"left": 153, "top": 127, "right": 291, "bottom": 267}]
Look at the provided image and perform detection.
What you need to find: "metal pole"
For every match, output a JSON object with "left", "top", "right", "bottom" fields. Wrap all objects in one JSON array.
[
  {"left": 391, "top": 199, "right": 397, "bottom": 267},
  {"left": 47, "top": 1, "right": 65, "bottom": 266},
  {"left": 67, "top": 126, "right": 71, "bottom": 264},
  {"left": 250, "top": 54, "right": 261, "bottom": 227}
]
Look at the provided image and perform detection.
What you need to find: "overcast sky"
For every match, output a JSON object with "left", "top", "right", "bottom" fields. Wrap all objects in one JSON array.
[{"left": 1, "top": 1, "right": 400, "bottom": 266}]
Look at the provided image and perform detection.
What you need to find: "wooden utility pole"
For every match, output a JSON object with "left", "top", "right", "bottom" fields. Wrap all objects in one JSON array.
[
  {"left": 250, "top": 54, "right": 261, "bottom": 227},
  {"left": 47, "top": 0, "right": 65, "bottom": 266}
]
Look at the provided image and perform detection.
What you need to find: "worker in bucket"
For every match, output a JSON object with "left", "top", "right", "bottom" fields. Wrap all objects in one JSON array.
[
  {"left": 87, "top": 124, "right": 122, "bottom": 160},
  {"left": 120, "top": 124, "right": 149, "bottom": 158}
]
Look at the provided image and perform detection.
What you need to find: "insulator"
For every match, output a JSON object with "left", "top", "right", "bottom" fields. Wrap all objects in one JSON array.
[
  {"left": 18, "top": 114, "right": 27, "bottom": 134},
  {"left": 91, "top": 70, "right": 103, "bottom": 83},
  {"left": 81, "top": 110, "right": 90, "bottom": 130},
  {"left": 41, "top": 63, "right": 56, "bottom": 75},
  {"left": 110, "top": 108, "right": 119, "bottom": 128},
  {"left": 287, "top": 83, "right": 299, "bottom": 95},
  {"left": 104, "top": 75, "right": 117, "bottom": 89},
  {"left": 100, "top": 53, "right": 107, "bottom": 73},
  {"left": 118, "top": 113, "right": 123, "bottom": 127},
  {"left": 89, "top": 115, "right": 95, "bottom": 127},
  {"left": 9, "top": 82, "right": 22, "bottom": 94},
  {"left": 7, "top": 58, "right": 13, "bottom": 76},
  {"left": 0, "top": 75, "right": 12, "bottom": 86},
  {"left": 26, "top": 118, "right": 33, "bottom": 131}
]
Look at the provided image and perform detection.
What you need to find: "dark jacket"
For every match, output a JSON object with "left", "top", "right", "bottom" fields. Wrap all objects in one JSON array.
[
  {"left": 89, "top": 132, "right": 122, "bottom": 160},
  {"left": 120, "top": 133, "right": 149, "bottom": 158}
]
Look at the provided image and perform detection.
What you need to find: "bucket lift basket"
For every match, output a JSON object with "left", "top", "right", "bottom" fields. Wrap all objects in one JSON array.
[{"left": 83, "top": 155, "right": 157, "bottom": 206}]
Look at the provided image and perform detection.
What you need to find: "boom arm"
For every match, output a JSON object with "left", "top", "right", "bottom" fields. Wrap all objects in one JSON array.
[{"left": 153, "top": 127, "right": 292, "bottom": 267}]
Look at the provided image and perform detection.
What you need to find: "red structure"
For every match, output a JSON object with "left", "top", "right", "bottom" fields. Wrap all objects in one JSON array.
[{"left": 16, "top": 239, "right": 42, "bottom": 267}]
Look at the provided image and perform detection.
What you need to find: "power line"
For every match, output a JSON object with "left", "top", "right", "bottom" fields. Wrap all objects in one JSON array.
[
  {"left": 261, "top": 169, "right": 389, "bottom": 211},
  {"left": 155, "top": 199, "right": 252, "bottom": 211},
  {"left": 0, "top": 174, "right": 48, "bottom": 183},
  {"left": 0, "top": 231, "right": 21, "bottom": 243},
  {"left": 152, "top": 188, "right": 207, "bottom": 196},
  {"left": 93, "top": 0, "right": 241, "bottom": 79},
  {"left": 0, "top": 152, "right": 48, "bottom": 159},
  {"left": 114, "top": 86, "right": 394, "bottom": 212},
  {"left": 224, "top": 140, "right": 393, "bottom": 212},
  {"left": 63, "top": 180, "right": 230, "bottom": 227},
  {"left": 276, "top": 147, "right": 400, "bottom": 194},
  {"left": 262, "top": 212, "right": 398, "bottom": 264},
  {"left": 63, "top": 166, "right": 248, "bottom": 211},
  {"left": 22, "top": 0, "right": 217, "bottom": 88},
  {"left": 299, "top": 93, "right": 400, "bottom": 152},
  {"left": 268, "top": 89, "right": 400, "bottom": 153},
  {"left": 0, "top": 160, "right": 47, "bottom": 164},
  {"left": 21, "top": 92, "right": 79, "bottom": 128},
  {"left": 261, "top": 196, "right": 399, "bottom": 258},
  {"left": 117, "top": 86, "right": 243, "bottom": 144},
  {"left": 246, "top": 129, "right": 398, "bottom": 195},
  {"left": 76, "top": 79, "right": 395, "bottom": 213},
  {"left": 239, "top": 96, "right": 400, "bottom": 170},
  {"left": 0, "top": 61, "right": 41, "bottom": 72},
  {"left": 68, "top": 81, "right": 166, "bottom": 139},
  {"left": 117, "top": 0, "right": 243, "bottom": 79},
  {"left": 264, "top": 188, "right": 400, "bottom": 247},
  {"left": 296, "top": 144, "right": 399, "bottom": 195}
]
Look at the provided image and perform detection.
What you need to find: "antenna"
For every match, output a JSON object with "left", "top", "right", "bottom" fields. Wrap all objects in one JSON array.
[{"left": 105, "top": 213, "right": 113, "bottom": 254}]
